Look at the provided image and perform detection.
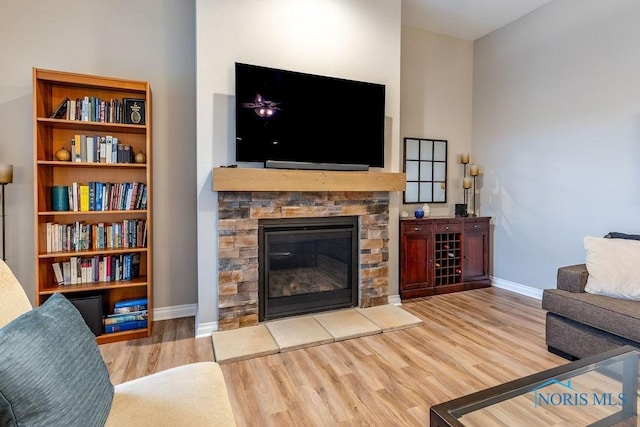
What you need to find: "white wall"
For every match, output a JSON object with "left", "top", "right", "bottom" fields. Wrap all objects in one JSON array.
[
  {"left": 0, "top": 0, "right": 198, "bottom": 310},
  {"left": 473, "top": 0, "right": 640, "bottom": 290},
  {"left": 400, "top": 27, "right": 474, "bottom": 217},
  {"left": 195, "top": 0, "right": 402, "bottom": 333}
]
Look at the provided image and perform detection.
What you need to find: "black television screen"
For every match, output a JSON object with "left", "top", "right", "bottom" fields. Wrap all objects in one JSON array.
[{"left": 235, "top": 63, "right": 385, "bottom": 169}]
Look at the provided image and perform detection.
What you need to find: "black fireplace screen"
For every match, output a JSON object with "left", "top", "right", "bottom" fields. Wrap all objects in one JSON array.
[{"left": 258, "top": 216, "right": 358, "bottom": 321}]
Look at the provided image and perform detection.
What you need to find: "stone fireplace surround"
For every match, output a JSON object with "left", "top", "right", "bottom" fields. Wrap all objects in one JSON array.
[
  {"left": 217, "top": 190, "right": 391, "bottom": 330},
  {"left": 212, "top": 167, "right": 406, "bottom": 331}
]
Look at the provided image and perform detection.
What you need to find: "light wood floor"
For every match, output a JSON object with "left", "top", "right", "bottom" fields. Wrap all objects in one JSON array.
[{"left": 99, "top": 287, "right": 568, "bottom": 426}]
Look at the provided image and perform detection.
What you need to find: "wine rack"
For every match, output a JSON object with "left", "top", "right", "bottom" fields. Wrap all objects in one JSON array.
[{"left": 434, "top": 232, "right": 462, "bottom": 286}]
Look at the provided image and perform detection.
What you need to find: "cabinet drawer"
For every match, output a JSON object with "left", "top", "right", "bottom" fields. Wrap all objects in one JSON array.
[
  {"left": 401, "top": 222, "right": 430, "bottom": 234},
  {"left": 464, "top": 219, "right": 489, "bottom": 232},
  {"left": 433, "top": 222, "right": 462, "bottom": 233}
]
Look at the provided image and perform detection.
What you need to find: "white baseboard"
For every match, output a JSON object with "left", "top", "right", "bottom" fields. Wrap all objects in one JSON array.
[
  {"left": 151, "top": 303, "right": 216, "bottom": 338},
  {"left": 388, "top": 279, "right": 544, "bottom": 305},
  {"left": 491, "top": 276, "right": 544, "bottom": 300},
  {"left": 153, "top": 303, "right": 198, "bottom": 321},
  {"left": 195, "top": 321, "right": 218, "bottom": 338},
  {"left": 388, "top": 294, "right": 402, "bottom": 305}
]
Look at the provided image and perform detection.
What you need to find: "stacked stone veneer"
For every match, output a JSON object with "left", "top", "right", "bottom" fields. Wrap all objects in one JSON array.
[{"left": 217, "top": 191, "right": 391, "bottom": 330}]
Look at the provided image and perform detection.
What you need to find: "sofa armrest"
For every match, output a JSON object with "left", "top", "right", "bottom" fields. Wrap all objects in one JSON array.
[{"left": 557, "top": 264, "right": 589, "bottom": 293}]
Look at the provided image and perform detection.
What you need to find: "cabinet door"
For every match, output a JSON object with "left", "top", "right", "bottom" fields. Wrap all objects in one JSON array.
[
  {"left": 463, "top": 220, "right": 490, "bottom": 281},
  {"left": 400, "top": 222, "right": 433, "bottom": 298}
]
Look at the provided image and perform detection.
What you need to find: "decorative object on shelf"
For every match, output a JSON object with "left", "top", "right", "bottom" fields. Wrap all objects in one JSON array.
[
  {"left": 455, "top": 203, "right": 467, "bottom": 217},
  {"left": 123, "top": 98, "right": 146, "bottom": 125},
  {"left": 422, "top": 204, "right": 431, "bottom": 218},
  {"left": 400, "top": 210, "right": 409, "bottom": 218},
  {"left": 51, "top": 186, "right": 70, "bottom": 211},
  {"left": 0, "top": 164, "right": 13, "bottom": 261},
  {"left": 55, "top": 147, "right": 71, "bottom": 161},
  {"left": 134, "top": 151, "right": 146, "bottom": 164},
  {"left": 470, "top": 164, "right": 480, "bottom": 216},
  {"left": 414, "top": 206, "right": 424, "bottom": 219}
]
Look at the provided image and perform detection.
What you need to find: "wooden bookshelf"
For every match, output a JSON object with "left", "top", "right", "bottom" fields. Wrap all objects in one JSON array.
[{"left": 33, "top": 68, "right": 152, "bottom": 344}]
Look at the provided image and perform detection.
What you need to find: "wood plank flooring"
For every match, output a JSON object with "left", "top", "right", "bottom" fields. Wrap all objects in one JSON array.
[{"left": 99, "top": 287, "right": 568, "bottom": 426}]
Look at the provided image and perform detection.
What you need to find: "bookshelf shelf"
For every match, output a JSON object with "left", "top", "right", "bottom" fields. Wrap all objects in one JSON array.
[
  {"left": 37, "top": 160, "right": 146, "bottom": 168},
  {"left": 37, "top": 117, "right": 147, "bottom": 133},
  {"left": 38, "top": 277, "right": 149, "bottom": 295},
  {"left": 33, "top": 68, "right": 153, "bottom": 343},
  {"left": 38, "top": 247, "right": 149, "bottom": 259}
]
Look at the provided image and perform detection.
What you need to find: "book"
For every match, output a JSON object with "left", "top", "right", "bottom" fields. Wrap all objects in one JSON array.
[
  {"left": 49, "top": 97, "right": 69, "bottom": 119},
  {"left": 111, "top": 137, "right": 118, "bottom": 163},
  {"left": 105, "top": 135, "right": 113, "bottom": 164},
  {"left": 62, "top": 261, "right": 71, "bottom": 285},
  {"left": 88, "top": 181, "right": 96, "bottom": 211},
  {"left": 79, "top": 185, "right": 90, "bottom": 212},
  {"left": 68, "top": 98, "right": 76, "bottom": 121},
  {"left": 104, "top": 319, "right": 148, "bottom": 333},
  {"left": 123, "top": 144, "right": 132, "bottom": 163},
  {"left": 95, "top": 182, "right": 104, "bottom": 211},
  {"left": 51, "top": 262, "right": 64, "bottom": 285},
  {"left": 114, "top": 297, "right": 148, "bottom": 308},
  {"left": 74, "top": 134, "right": 82, "bottom": 162},
  {"left": 104, "top": 310, "right": 148, "bottom": 325},
  {"left": 131, "top": 253, "right": 141, "bottom": 278},
  {"left": 80, "top": 135, "right": 87, "bottom": 162},
  {"left": 99, "top": 136, "right": 107, "bottom": 163},
  {"left": 112, "top": 304, "right": 147, "bottom": 314},
  {"left": 86, "top": 136, "right": 94, "bottom": 162}
]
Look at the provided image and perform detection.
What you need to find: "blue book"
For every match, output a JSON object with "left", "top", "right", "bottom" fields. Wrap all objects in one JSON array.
[
  {"left": 88, "top": 181, "right": 95, "bottom": 211},
  {"left": 104, "top": 319, "right": 148, "bottom": 333},
  {"left": 114, "top": 297, "right": 148, "bottom": 308},
  {"left": 95, "top": 182, "right": 104, "bottom": 211}
]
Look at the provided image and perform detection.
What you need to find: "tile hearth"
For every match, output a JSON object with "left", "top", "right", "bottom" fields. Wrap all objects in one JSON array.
[{"left": 211, "top": 304, "right": 423, "bottom": 364}]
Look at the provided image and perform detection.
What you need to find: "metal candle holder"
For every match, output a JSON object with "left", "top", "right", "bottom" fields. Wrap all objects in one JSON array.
[{"left": 0, "top": 164, "right": 13, "bottom": 262}]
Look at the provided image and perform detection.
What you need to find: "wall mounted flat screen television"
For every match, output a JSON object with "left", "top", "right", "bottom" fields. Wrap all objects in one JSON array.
[{"left": 235, "top": 62, "right": 386, "bottom": 170}]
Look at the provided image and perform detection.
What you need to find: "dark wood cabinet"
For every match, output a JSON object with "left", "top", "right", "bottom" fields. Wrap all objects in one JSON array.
[{"left": 400, "top": 217, "right": 491, "bottom": 299}]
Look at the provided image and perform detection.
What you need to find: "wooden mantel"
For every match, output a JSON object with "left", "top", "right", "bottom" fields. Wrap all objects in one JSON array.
[{"left": 212, "top": 167, "right": 406, "bottom": 192}]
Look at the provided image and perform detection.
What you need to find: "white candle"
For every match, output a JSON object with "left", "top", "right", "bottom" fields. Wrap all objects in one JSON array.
[
  {"left": 0, "top": 164, "right": 13, "bottom": 184},
  {"left": 469, "top": 164, "right": 479, "bottom": 176},
  {"left": 460, "top": 153, "right": 469, "bottom": 164},
  {"left": 463, "top": 177, "right": 472, "bottom": 189}
]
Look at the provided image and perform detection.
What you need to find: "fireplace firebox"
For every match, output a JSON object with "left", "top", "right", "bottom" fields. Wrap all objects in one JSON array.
[{"left": 258, "top": 216, "right": 359, "bottom": 321}]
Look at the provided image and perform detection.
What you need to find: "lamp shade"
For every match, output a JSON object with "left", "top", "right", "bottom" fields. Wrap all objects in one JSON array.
[{"left": 0, "top": 164, "right": 13, "bottom": 184}]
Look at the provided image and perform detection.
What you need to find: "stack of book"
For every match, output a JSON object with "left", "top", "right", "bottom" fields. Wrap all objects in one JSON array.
[{"left": 104, "top": 298, "right": 148, "bottom": 333}]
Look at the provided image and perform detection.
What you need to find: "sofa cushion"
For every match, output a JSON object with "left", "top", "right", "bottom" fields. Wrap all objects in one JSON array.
[
  {"left": 0, "top": 293, "right": 114, "bottom": 426},
  {"left": 583, "top": 236, "right": 640, "bottom": 300},
  {"left": 542, "top": 288, "right": 640, "bottom": 343},
  {"left": 106, "top": 362, "right": 236, "bottom": 426}
]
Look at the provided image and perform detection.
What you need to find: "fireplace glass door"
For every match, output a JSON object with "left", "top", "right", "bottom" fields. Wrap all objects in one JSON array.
[{"left": 259, "top": 216, "right": 358, "bottom": 321}]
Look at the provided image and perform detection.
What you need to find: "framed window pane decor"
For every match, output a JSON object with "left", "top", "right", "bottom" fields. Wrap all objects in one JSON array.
[{"left": 403, "top": 137, "right": 447, "bottom": 203}]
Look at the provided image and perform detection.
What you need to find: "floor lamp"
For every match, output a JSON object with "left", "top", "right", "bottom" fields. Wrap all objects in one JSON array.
[{"left": 0, "top": 164, "right": 13, "bottom": 262}]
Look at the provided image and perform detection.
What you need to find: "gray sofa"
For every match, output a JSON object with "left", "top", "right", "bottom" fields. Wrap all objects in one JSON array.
[{"left": 541, "top": 264, "right": 640, "bottom": 360}]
